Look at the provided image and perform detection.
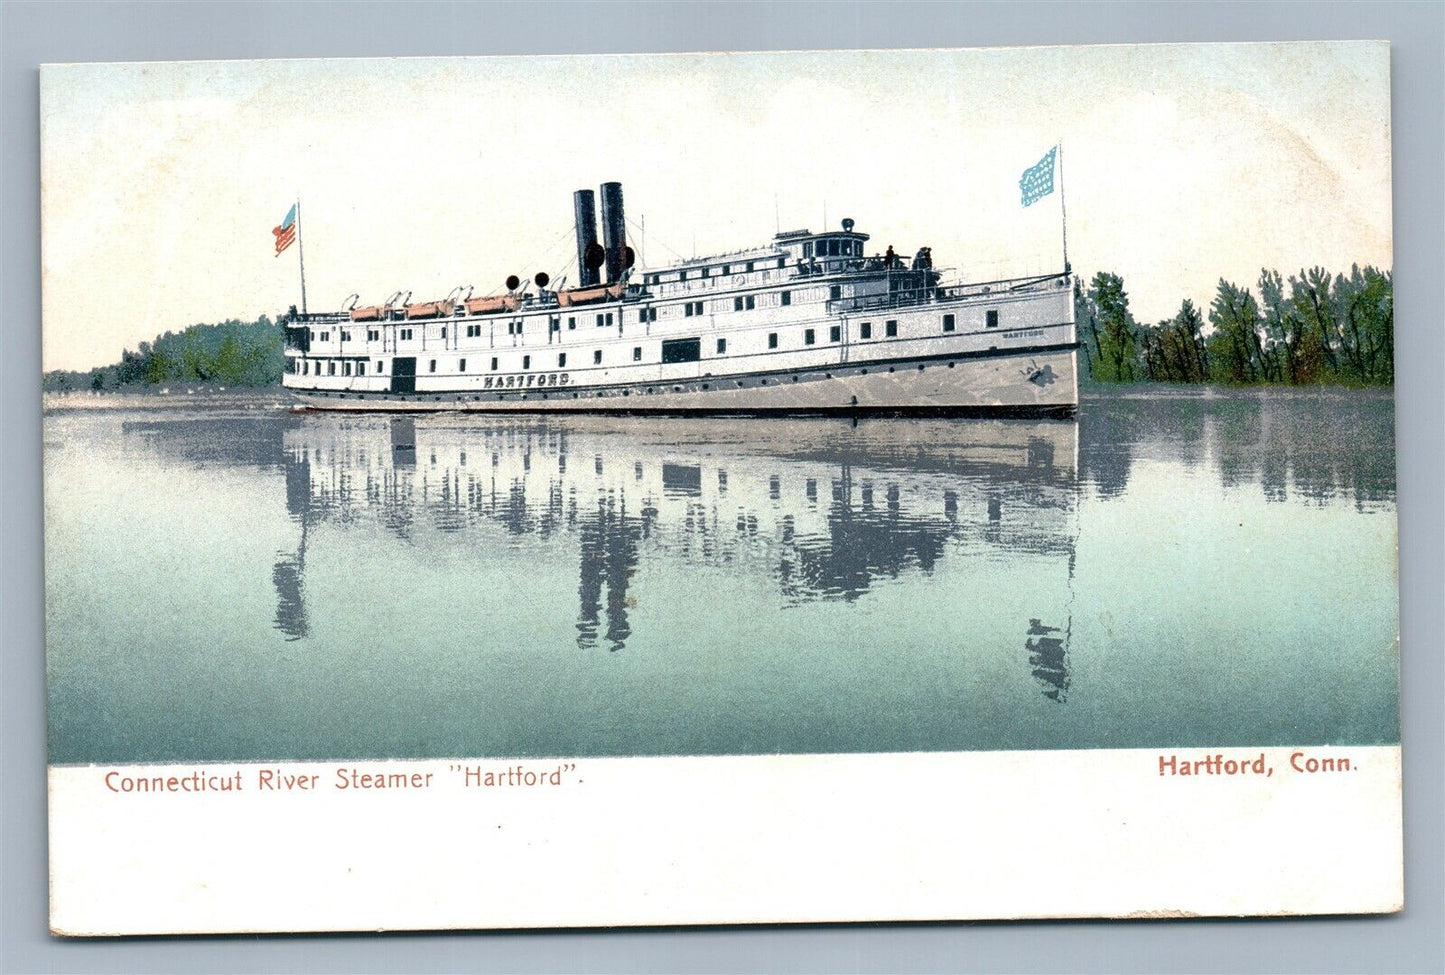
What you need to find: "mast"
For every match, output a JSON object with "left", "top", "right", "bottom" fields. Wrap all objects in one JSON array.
[
  {"left": 296, "top": 196, "right": 309, "bottom": 315},
  {"left": 1058, "top": 142, "right": 1070, "bottom": 274}
]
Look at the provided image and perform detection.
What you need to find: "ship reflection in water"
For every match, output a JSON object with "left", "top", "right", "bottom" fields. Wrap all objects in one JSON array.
[
  {"left": 44, "top": 388, "right": 1395, "bottom": 763},
  {"left": 275, "top": 413, "right": 1080, "bottom": 700}
]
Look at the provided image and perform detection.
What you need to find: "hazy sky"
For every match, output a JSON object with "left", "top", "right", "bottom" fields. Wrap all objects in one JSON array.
[{"left": 41, "top": 42, "right": 1391, "bottom": 371}]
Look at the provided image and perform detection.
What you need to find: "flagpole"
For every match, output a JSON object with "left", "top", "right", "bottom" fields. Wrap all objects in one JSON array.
[
  {"left": 296, "top": 196, "right": 309, "bottom": 315},
  {"left": 1058, "top": 141, "right": 1070, "bottom": 274}
]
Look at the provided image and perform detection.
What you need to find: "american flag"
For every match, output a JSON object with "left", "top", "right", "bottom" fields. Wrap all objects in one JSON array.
[{"left": 273, "top": 204, "right": 297, "bottom": 256}]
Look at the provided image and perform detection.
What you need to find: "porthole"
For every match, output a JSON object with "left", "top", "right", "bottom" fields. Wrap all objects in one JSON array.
[
  {"left": 948, "top": 362, "right": 955, "bottom": 369},
  {"left": 888, "top": 367, "right": 895, "bottom": 373},
  {"left": 918, "top": 364, "right": 925, "bottom": 371},
  {"left": 791, "top": 375, "right": 798, "bottom": 383},
  {"left": 860, "top": 369, "right": 868, "bottom": 375}
]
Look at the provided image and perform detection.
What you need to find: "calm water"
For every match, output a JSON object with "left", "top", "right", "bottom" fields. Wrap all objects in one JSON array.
[{"left": 44, "top": 389, "right": 1399, "bottom": 764}]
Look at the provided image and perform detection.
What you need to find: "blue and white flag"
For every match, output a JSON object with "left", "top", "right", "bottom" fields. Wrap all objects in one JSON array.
[{"left": 1019, "top": 147, "right": 1057, "bottom": 207}]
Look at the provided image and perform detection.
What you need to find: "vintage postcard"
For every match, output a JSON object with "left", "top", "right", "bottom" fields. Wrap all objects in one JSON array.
[{"left": 42, "top": 42, "right": 1400, "bottom": 934}]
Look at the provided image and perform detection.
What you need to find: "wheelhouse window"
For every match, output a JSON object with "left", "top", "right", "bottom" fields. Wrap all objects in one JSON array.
[
  {"left": 885, "top": 320, "right": 898, "bottom": 337},
  {"left": 943, "top": 313, "right": 956, "bottom": 332}
]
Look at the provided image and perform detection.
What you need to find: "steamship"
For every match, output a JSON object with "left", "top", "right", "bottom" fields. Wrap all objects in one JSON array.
[{"left": 280, "top": 182, "right": 1078, "bottom": 416}]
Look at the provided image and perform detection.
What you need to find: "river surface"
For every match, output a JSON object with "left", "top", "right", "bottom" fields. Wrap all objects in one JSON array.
[{"left": 44, "top": 388, "right": 1399, "bottom": 764}]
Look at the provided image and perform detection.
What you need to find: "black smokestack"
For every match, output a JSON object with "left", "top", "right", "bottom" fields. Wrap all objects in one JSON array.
[
  {"left": 600, "top": 181, "right": 626, "bottom": 284},
  {"left": 574, "top": 189, "right": 600, "bottom": 288}
]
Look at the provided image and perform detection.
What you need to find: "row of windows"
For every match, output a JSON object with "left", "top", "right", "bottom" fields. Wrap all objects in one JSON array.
[{"left": 295, "top": 311, "right": 1001, "bottom": 376}]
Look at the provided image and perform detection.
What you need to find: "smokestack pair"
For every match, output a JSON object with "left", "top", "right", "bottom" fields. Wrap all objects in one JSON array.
[{"left": 573, "top": 182, "right": 630, "bottom": 287}]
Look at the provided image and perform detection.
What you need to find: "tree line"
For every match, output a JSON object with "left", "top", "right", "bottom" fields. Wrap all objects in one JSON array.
[
  {"left": 43, "top": 317, "right": 283, "bottom": 391},
  {"left": 1077, "top": 265, "right": 1393, "bottom": 386}
]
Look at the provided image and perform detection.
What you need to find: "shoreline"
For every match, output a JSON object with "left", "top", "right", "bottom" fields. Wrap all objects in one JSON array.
[{"left": 43, "top": 388, "right": 296, "bottom": 413}]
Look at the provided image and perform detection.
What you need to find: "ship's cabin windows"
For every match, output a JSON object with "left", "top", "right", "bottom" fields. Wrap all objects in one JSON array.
[
  {"left": 662, "top": 337, "right": 702, "bottom": 364},
  {"left": 319, "top": 331, "right": 330, "bottom": 342},
  {"left": 829, "top": 325, "right": 841, "bottom": 343},
  {"left": 768, "top": 332, "right": 779, "bottom": 349},
  {"left": 466, "top": 324, "right": 481, "bottom": 338},
  {"left": 829, "top": 285, "right": 842, "bottom": 300},
  {"left": 594, "top": 349, "right": 603, "bottom": 365},
  {"left": 804, "top": 328, "right": 816, "bottom": 346},
  {"left": 860, "top": 322, "right": 872, "bottom": 339},
  {"left": 440, "top": 327, "right": 447, "bottom": 339},
  {"left": 639, "top": 309, "right": 649, "bottom": 324},
  {"left": 943, "top": 313, "right": 956, "bottom": 332},
  {"left": 523, "top": 355, "right": 531, "bottom": 370},
  {"left": 633, "top": 347, "right": 642, "bottom": 361},
  {"left": 341, "top": 330, "right": 351, "bottom": 342},
  {"left": 596, "top": 313, "right": 605, "bottom": 327},
  {"left": 885, "top": 320, "right": 898, "bottom": 337},
  {"left": 358, "top": 362, "right": 366, "bottom": 376},
  {"left": 780, "top": 291, "right": 791, "bottom": 306},
  {"left": 429, "top": 360, "right": 437, "bottom": 373},
  {"left": 745, "top": 296, "right": 755, "bottom": 310},
  {"left": 458, "top": 359, "right": 466, "bottom": 372},
  {"left": 567, "top": 316, "right": 576, "bottom": 330},
  {"left": 803, "top": 242, "right": 813, "bottom": 258},
  {"left": 490, "top": 357, "right": 498, "bottom": 370},
  {"left": 777, "top": 257, "right": 786, "bottom": 268},
  {"left": 309, "top": 330, "right": 316, "bottom": 342},
  {"left": 986, "top": 310, "right": 999, "bottom": 328},
  {"left": 733, "top": 297, "right": 743, "bottom": 312},
  {"left": 558, "top": 353, "right": 567, "bottom": 367},
  {"left": 328, "top": 361, "right": 336, "bottom": 376},
  {"left": 400, "top": 328, "right": 413, "bottom": 341},
  {"left": 550, "top": 317, "right": 560, "bottom": 332},
  {"left": 716, "top": 338, "right": 727, "bottom": 354},
  {"left": 746, "top": 261, "right": 755, "bottom": 272},
  {"left": 377, "top": 360, "right": 385, "bottom": 373}
]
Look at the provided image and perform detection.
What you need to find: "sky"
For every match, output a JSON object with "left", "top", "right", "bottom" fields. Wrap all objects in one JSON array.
[{"left": 40, "top": 42, "right": 1391, "bottom": 372}]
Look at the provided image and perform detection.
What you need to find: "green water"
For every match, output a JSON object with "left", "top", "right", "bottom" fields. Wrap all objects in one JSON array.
[{"left": 44, "top": 388, "right": 1398, "bottom": 763}]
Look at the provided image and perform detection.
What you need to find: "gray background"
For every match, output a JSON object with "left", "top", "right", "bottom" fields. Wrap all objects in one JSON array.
[{"left": 3, "top": 2, "right": 1440, "bottom": 972}]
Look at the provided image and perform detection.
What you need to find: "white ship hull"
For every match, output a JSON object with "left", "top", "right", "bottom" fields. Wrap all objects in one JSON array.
[{"left": 292, "top": 343, "right": 1077, "bottom": 416}]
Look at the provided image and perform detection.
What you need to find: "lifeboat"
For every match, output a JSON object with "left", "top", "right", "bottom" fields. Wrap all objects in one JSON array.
[
  {"left": 555, "top": 282, "right": 624, "bottom": 307},
  {"left": 404, "top": 300, "right": 453, "bottom": 320},
  {"left": 349, "top": 305, "right": 385, "bottom": 322},
  {"left": 464, "top": 294, "right": 521, "bottom": 316}
]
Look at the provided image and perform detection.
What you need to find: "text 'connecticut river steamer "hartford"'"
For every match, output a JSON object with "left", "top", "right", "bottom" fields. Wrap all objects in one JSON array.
[{"left": 281, "top": 182, "right": 1078, "bottom": 416}]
